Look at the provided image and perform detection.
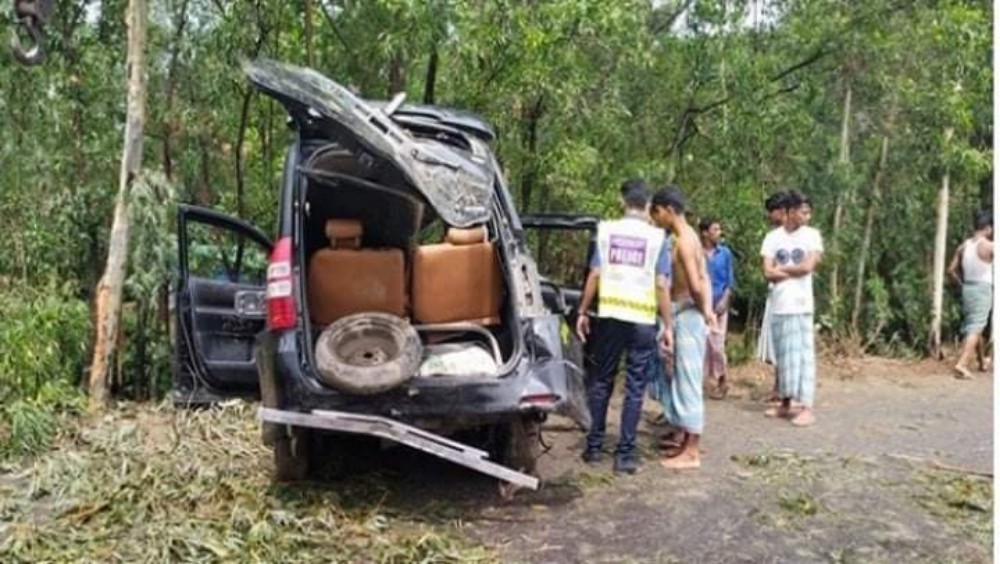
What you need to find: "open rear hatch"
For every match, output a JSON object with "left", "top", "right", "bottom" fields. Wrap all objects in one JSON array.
[{"left": 244, "top": 58, "right": 494, "bottom": 228}]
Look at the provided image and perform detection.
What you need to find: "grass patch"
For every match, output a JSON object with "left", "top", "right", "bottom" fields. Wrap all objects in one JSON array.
[
  {"left": 0, "top": 402, "right": 495, "bottom": 562},
  {"left": 912, "top": 472, "right": 992, "bottom": 550}
]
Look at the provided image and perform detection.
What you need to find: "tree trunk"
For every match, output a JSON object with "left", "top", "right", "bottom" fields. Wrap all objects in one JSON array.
[
  {"left": 518, "top": 95, "right": 544, "bottom": 211},
  {"left": 423, "top": 42, "right": 438, "bottom": 104},
  {"left": 162, "top": 0, "right": 189, "bottom": 181},
  {"left": 829, "top": 83, "right": 852, "bottom": 318},
  {"left": 388, "top": 51, "right": 406, "bottom": 95},
  {"left": 929, "top": 128, "right": 955, "bottom": 358},
  {"left": 850, "top": 132, "right": 890, "bottom": 333},
  {"left": 88, "top": 0, "right": 148, "bottom": 413},
  {"left": 235, "top": 88, "right": 253, "bottom": 219},
  {"left": 304, "top": 0, "right": 314, "bottom": 67}
]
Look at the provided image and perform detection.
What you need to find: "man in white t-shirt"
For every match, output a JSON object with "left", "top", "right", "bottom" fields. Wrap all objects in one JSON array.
[{"left": 760, "top": 191, "right": 823, "bottom": 426}]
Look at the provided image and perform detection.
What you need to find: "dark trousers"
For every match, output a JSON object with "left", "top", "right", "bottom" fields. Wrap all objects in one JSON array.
[{"left": 585, "top": 318, "right": 657, "bottom": 456}]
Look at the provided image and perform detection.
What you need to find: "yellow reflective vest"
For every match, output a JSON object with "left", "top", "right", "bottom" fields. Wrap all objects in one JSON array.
[{"left": 596, "top": 217, "right": 664, "bottom": 325}]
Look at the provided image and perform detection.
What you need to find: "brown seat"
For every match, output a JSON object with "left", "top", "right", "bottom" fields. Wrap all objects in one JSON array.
[
  {"left": 308, "top": 219, "right": 407, "bottom": 326},
  {"left": 412, "top": 227, "right": 503, "bottom": 325}
]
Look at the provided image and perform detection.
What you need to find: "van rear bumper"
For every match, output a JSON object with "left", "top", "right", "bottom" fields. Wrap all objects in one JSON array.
[{"left": 256, "top": 330, "right": 590, "bottom": 430}]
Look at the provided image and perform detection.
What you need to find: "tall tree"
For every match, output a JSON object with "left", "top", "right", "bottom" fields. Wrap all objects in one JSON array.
[{"left": 88, "top": 0, "right": 148, "bottom": 412}]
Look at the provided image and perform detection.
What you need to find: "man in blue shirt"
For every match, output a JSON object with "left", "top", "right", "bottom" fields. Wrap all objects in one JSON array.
[{"left": 700, "top": 217, "right": 735, "bottom": 399}]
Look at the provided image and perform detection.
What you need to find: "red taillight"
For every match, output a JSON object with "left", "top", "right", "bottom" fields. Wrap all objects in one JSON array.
[
  {"left": 519, "top": 393, "right": 560, "bottom": 407},
  {"left": 267, "top": 237, "right": 297, "bottom": 330}
]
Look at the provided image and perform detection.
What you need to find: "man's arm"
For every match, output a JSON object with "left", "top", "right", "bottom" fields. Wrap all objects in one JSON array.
[
  {"left": 715, "top": 250, "right": 734, "bottom": 314},
  {"left": 577, "top": 268, "right": 599, "bottom": 315},
  {"left": 781, "top": 251, "right": 822, "bottom": 277},
  {"left": 575, "top": 267, "right": 600, "bottom": 342},
  {"left": 947, "top": 244, "right": 964, "bottom": 286},
  {"left": 763, "top": 257, "right": 789, "bottom": 282},
  {"left": 656, "top": 273, "right": 673, "bottom": 333},
  {"left": 679, "top": 238, "right": 713, "bottom": 321}
]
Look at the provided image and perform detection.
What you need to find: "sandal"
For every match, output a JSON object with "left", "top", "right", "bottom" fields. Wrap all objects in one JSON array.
[{"left": 708, "top": 378, "right": 729, "bottom": 400}]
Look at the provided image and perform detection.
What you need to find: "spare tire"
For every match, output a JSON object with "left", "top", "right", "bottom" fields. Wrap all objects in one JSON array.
[{"left": 315, "top": 312, "right": 422, "bottom": 394}]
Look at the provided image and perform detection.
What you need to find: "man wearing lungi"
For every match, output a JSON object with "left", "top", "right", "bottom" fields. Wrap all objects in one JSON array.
[
  {"left": 760, "top": 191, "right": 823, "bottom": 426},
  {"left": 948, "top": 210, "right": 994, "bottom": 379},
  {"left": 649, "top": 185, "right": 717, "bottom": 470},
  {"left": 700, "top": 217, "right": 735, "bottom": 400},
  {"left": 576, "top": 180, "right": 673, "bottom": 474},
  {"left": 759, "top": 191, "right": 789, "bottom": 403}
]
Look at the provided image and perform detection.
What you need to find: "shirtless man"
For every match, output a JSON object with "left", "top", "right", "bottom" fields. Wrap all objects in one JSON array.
[
  {"left": 649, "top": 185, "right": 717, "bottom": 469},
  {"left": 948, "top": 210, "right": 994, "bottom": 379}
]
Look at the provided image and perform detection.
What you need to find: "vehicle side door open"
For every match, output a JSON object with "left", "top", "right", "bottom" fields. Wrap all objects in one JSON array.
[{"left": 173, "top": 204, "right": 272, "bottom": 403}]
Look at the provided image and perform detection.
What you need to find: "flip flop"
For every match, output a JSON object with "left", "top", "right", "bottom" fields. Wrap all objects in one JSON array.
[
  {"left": 954, "top": 366, "right": 974, "bottom": 380},
  {"left": 708, "top": 379, "right": 729, "bottom": 400}
]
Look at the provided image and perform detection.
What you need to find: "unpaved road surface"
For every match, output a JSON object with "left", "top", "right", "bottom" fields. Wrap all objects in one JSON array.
[
  {"left": 388, "top": 358, "right": 994, "bottom": 563},
  {"left": 1, "top": 358, "right": 992, "bottom": 563}
]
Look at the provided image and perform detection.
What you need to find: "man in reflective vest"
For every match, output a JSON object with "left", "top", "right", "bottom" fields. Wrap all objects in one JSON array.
[{"left": 576, "top": 179, "right": 673, "bottom": 474}]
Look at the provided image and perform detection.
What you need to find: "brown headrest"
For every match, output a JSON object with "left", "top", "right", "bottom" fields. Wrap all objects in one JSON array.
[
  {"left": 326, "top": 219, "right": 362, "bottom": 249},
  {"left": 446, "top": 227, "right": 487, "bottom": 246}
]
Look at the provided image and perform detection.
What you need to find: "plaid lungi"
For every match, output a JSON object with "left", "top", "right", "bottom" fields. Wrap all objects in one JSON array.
[
  {"left": 770, "top": 313, "right": 816, "bottom": 408},
  {"left": 661, "top": 304, "right": 707, "bottom": 434}
]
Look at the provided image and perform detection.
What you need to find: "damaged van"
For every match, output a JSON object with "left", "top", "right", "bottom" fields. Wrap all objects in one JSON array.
[{"left": 171, "top": 59, "right": 595, "bottom": 489}]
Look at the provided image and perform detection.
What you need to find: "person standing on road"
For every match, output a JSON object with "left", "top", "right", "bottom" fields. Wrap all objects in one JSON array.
[
  {"left": 948, "top": 210, "right": 994, "bottom": 379},
  {"left": 758, "top": 191, "right": 789, "bottom": 403},
  {"left": 576, "top": 179, "right": 673, "bottom": 475},
  {"left": 649, "top": 185, "right": 717, "bottom": 470},
  {"left": 700, "top": 217, "right": 735, "bottom": 400},
  {"left": 761, "top": 190, "right": 823, "bottom": 427}
]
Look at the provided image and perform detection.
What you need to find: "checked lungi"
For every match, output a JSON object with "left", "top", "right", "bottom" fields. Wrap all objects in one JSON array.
[
  {"left": 770, "top": 313, "right": 816, "bottom": 408},
  {"left": 660, "top": 304, "right": 707, "bottom": 434}
]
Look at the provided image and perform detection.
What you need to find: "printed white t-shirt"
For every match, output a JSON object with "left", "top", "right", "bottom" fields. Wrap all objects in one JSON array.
[{"left": 760, "top": 226, "right": 824, "bottom": 315}]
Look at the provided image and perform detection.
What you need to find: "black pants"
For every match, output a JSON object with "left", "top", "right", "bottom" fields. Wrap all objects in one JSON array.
[{"left": 585, "top": 318, "right": 657, "bottom": 456}]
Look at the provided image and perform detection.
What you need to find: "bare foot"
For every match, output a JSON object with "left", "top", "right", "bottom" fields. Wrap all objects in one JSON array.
[
  {"left": 790, "top": 409, "right": 816, "bottom": 427},
  {"left": 979, "top": 358, "right": 992, "bottom": 373},
  {"left": 954, "top": 365, "right": 974, "bottom": 380},
  {"left": 660, "top": 452, "right": 701, "bottom": 470},
  {"left": 765, "top": 406, "right": 791, "bottom": 418}
]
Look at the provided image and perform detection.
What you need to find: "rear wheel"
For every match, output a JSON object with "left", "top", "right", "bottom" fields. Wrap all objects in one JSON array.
[
  {"left": 503, "top": 414, "right": 543, "bottom": 475},
  {"left": 272, "top": 426, "right": 310, "bottom": 482}
]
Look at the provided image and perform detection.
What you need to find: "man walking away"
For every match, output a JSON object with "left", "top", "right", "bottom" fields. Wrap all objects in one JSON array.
[
  {"left": 700, "top": 217, "right": 735, "bottom": 399},
  {"left": 758, "top": 191, "right": 789, "bottom": 403},
  {"left": 649, "top": 185, "right": 716, "bottom": 470},
  {"left": 576, "top": 180, "right": 673, "bottom": 474},
  {"left": 761, "top": 191, "right": 823, "bottom": 427},
  {"left": 948, "top": 210, "right": 994, "bottom": 379}
]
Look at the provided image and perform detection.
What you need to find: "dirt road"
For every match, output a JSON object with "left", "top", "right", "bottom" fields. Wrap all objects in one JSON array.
[
  {"left": 0, "top": 358, "right": 992, "bottom": 562},
  {"left": 395, "top": 358, "right": 994, "bottom": 563}
]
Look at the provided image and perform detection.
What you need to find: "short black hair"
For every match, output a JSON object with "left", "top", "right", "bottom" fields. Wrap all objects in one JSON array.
[
  {"left": 621, "top": 182, "right": 650, "bottom": 210},
  {"left": 765, "top": 190, "right": 789, "bottom": 212},
  {"left": 784, "top": 190, "right": 811, "bottom": 210},
  {"left": 974, "top": 210, "right": 993, "bottom": 230},
  {"left": 652, "top": 184, "right": 686, "bottom": 214},
  {"left": 699, "top": 217, "right": 719, "bottom": 233},
  {"left": 620, "top": 178, "right": 647, "bottom": 197}
]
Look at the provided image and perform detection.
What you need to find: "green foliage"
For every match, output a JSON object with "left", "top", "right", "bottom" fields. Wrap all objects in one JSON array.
[
  {"left": 0, "top": 0, "right": 992, "bottom": 409},
  {"left": 0, "top": 283, "right": 89, "bottom": 457}
]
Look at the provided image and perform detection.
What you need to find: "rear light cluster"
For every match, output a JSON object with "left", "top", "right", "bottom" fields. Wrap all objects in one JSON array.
[{"left": 267, "top": 237, "right": 297, "bottom": 330}]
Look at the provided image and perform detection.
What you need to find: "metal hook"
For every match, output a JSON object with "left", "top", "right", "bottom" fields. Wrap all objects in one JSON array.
[{"left": 11, "top": 17, "right": 44, "bottom": 65}]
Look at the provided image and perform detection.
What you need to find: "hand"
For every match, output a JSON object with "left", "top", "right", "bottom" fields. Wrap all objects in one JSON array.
[
  {"left": 575, "top": 313, "right": 591, "bottom": 343},
  {"left": 705, "top": 312, "right": 720, "bottom": 334},
  {"left": 659, "top": 326, "right": 674, "bottom": 356}
]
